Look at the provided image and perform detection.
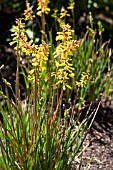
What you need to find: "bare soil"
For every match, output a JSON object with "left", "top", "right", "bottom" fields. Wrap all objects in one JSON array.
[{"left": 74, "top": 105, "right": 113, "bottom": 170}]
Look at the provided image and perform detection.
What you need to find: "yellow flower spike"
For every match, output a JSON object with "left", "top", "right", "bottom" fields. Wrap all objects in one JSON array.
[
  {"left": 24, "top": 1, "right": 35, "bottom": 21},
  {"left": 37, "top": 0, "right": 50, "bottom": 16},
  {"left": 10, "top": 18, "right": 30, "bottom": 53},
  {"left": 28, "top": 40, "right": 50, "bottom": 84},
  {"left": 89, "top": 12, "right": 93, "bottom": 27},
  {"left": 10, "top": 17, "right": 51, "bottom": 87},
  {"left": 98, "top": 21, "right": 104, "bottom": 36},
  {"left": 60, "top": 6, "right": 70, "bottom": 19},
  {"left": 51, "top": 8, "right": 59, "bottom": 19},
  {"left": 86, "top": 26, "right": 95, "bottom": 37},
  {"left": 68, "top": 0, "right": 75, "bottom": 10},
  {"left": 53, "top": 23, "right": 80, "bottom": 90},
  {"left": 76, "top": 72, "right": 90, "bottom": 88}
]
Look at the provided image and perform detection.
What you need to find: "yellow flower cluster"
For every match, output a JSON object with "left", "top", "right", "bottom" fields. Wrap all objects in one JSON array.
[
  {"left": 28, "top": 41, "right": 50, "bottom": 83},
  {"left": 10, "top": 19, "right": 35, "bottom": 55},
  {"left": 52, "top": 6, "right": 71, "bottom": 26},
  {"left": 9, "top": 18, "right": 26, "bottom": 49},
  {"left": 37, "top": 0, "right": 50, "bottom": 16},
  {"left": 60, "top": 7, "right": 70, "bottom": 19},
  {"left": 10, "top": 13, "right": 79, "bottom": 92},
  {"left": 24, "top": 1, "right": 35, "bottom": 21},
  {"left": 68, "top": 0, "right": 75, "bottom": 10},
  {"left": 53, "top": 24, "right": 80, "bottom": 90},
  {"left": 10, "top": 18, "right": 50, "bottom": 84},
  {"left": 76, "top": 72, "right": 90, "bottom": 88},
  {"left": 98, "top": 21, "right": 104, "bottom": 36}
]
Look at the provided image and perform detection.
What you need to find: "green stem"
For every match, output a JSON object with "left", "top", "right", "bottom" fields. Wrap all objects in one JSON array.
[{"left": 41, "top": 12, "right": 46, "bottom": 40}]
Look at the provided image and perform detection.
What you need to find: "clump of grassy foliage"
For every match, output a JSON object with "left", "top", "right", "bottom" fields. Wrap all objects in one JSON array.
[
  {"left": 0, "top": 0, "right": 112, "bottom": 169},
  {"left": 72, "top": 12, "right": 112, "bottom": 109}
]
